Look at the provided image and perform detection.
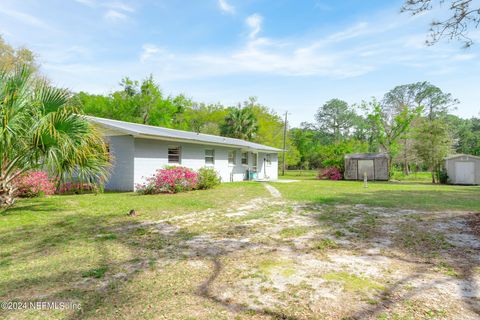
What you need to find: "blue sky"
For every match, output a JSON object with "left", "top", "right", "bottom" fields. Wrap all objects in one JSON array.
[{"left": 0, "top": 0, "right": 479, "bottom": 126}]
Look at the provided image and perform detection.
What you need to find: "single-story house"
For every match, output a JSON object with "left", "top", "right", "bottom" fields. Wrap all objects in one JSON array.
[
  {"left": 86, "top": 116, "right": 281, "bottom": 191},
  {"left": 344, "top": 153, "right": 389, "bottom": 181},
  {"left": 445, "top": 154, "right": 480, "bottom": 185}
]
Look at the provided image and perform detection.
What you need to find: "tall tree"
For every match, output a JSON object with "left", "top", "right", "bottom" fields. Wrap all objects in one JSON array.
[
  {"left": 0, "top": 36, "right": 37, "bottom": 72},
  {"left": 176, "top": 102, "right": 227, "bottom": 134},
  {"left": 363, "top": 98, "right": 422, "bottom": 176},
  {"left": 414, "top": 118, "right": 452, "bottom": 183},
  {"left": 383, "top": 82, "right": 457, "bottom": 120},
  {"left": 382, "top": 82, "right": 456, "bottom": 174},
  {"left": 220, "top": 106, "right": 259, "bottom": 141},
  {"left": 315, "top": 99, "right": 357, "bottom": 142},
  {"left": 446, "top": 114, "right": 480, "bottom": 156},
  {"left": 402, "top": 0, "right": 480, "bottom": 47},
  {"left": 79, "top": 75, "right": 189, "bottom": 128},
  {"left": 0, "top": 66, "right": 110, "bottom": 206}
]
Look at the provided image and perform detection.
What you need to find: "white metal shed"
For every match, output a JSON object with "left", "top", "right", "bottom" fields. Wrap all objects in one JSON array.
[{"left": 445, "top": 154, "right": 480, "bottom": 185}]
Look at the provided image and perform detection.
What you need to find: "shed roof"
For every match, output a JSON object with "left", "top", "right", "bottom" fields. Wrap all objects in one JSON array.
[
  {"left": 344, "top": 153, "right": 389, "bottom": 160},
  {"left": 445, "top": 154, "right": 480, "bottom": 160},
  {"left": 85, "top": 115, "right": 282, "bottom": 153}
]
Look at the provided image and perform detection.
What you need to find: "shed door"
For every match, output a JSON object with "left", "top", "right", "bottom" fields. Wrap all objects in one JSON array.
[
  {"left": 357, "top": 160, "right": 374, "bottom": 180},
  {"left": 455, "top": 162, "right": 475, "bottom": 184}
]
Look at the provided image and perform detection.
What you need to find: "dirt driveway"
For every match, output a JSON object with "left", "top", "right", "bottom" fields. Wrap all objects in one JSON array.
[
  {"left": 77, "top": 184, "right": 480, "bottom": 319},
  {"left": 105, "top": 183, "right": 478, "bottom": 319}
]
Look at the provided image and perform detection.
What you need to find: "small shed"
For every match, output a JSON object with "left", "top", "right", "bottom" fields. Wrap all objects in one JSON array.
[
  {"left": 344, "top": 153, "right": 389, "bottom": 181},
  {"left": 445, "top": 154, "right": 480, "bottom": 185}
]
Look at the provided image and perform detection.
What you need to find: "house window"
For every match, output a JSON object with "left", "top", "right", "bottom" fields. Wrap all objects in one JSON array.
[
  {"left": 228, "top": 151, "right": 236, "bottom": 165},
  {"left": 168, "top": 146, "right": 181, "bottom": 164},
  {"left": 266, "top": 154, "right": 272, "bottom": 166},
  {"left": 205, "top": 149, "right": 215, "bottom": 165},
  {"left": 241, "top": 152, "right": 248, "bottom": 165}
]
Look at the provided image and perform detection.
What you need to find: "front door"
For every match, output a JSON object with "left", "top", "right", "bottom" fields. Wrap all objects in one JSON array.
[
  {"left": 455, "top": 162, "right": 475, "bottom": 184},
  {"left": 251, "top": 152, "right": 258, "bottom": 172}
]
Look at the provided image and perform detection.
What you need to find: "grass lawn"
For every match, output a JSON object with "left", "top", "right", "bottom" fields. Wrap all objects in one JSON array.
[
  {"left": 0, "top": 182, "right": 267, "bottom": 319},
  {"left": 279, "top": 169, "right": 318, "bottom": 180},
  {"left": 272, "top": 180, "right": 480, "bottom": 211},
  {"left": 280, "top": 169, "right": 435, "bottom": 183},
  {"left": 1, "top": 180, "right": 479, "bottom": 319}
]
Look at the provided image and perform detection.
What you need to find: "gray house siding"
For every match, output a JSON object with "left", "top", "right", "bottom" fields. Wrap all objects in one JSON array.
[
  {"left": 104, "top": 136, "right": 279, "bottom": 191},
  {"left": 106, "top": 135, "right": 135, "bottom": 191}
]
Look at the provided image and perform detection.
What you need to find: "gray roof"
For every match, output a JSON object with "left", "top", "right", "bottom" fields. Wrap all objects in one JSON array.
[
  {"left": 445, "top": 154, "right": 480, "bottom": 160},
  {"left": 345, "top": 153, "right": 389, "bottom": 159},
  {"left": 85, "top": 115, "right": 282, "bottom": 152}
]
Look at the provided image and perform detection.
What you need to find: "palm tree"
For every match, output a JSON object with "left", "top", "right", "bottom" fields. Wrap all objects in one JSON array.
[
  {"left": 220, "top": 107, "right": 258, "bottom": 141},
  {"left": 0, "top": 66, "right": 110, "bottom": 206}
]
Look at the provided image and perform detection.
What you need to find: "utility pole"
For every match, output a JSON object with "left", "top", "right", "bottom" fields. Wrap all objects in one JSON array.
[{"left": 282, "top": 111, "right": 288, "bottom": 176}]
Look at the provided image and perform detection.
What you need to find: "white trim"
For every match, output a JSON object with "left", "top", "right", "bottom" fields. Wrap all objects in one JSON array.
[
  {"left": 241, "top": 151, "right": 248, "bottom": 166},
  {"left": 168, "top": 145, "right": 181, "bottom": 164},
  {"left": 205, "top": 148, "right": 215, "bottom": 165},
  {"left": 228, "top": 150, "right": 236, "bottom": 166}
]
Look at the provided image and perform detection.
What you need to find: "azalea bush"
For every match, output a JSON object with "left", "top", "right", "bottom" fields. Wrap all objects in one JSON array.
[
  {"left": 136, "top": 166, "right": 199, "bottom": 194},
  {"left": 197, "top": 167, "right": 221, "bottom": 190},
  {"left": 14, "top": 171, "right": 57, "bottom": 198},
  {"left": 318, "top": 167, "right": 343, "bottom": 180}
]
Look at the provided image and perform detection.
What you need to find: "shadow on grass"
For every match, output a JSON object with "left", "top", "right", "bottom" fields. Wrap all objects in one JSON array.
[
  {"left": 302, "top": 188, "right": 480, "bottom": 212},
  {"left": 0, "top": 203, "right": 62, "bottom": 215},
  {"left": 0, "top": 207, "right": 302, "bottom": 320},
  {"left": 304, "top": 202, "right": 480, "bottom": 319},
  {"left": 0, "top": 190, "right": 479, "bottom": 319}
]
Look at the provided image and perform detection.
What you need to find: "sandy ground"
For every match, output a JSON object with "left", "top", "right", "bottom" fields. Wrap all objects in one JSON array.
[{"left": 74, "top": 184, "right": 480, "bottom": 319}]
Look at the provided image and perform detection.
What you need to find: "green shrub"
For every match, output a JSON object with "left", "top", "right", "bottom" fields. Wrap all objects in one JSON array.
[
  {"left": 197, "top": 167, "right": 221, "bottom": 190},
  {"left": 438, "top": 169, "right": 449, "bottom": 184}
]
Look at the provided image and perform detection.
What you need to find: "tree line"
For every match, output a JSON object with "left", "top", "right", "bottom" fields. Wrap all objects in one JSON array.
[
  {"left": 291, "top": 83, "right": 479, "bottom": 183},
  {"left": 1, "top": 35, "right": 479, "bottom": 188},
  {"left": 78, "top": 72, "right": 480, "bottom": 183}
]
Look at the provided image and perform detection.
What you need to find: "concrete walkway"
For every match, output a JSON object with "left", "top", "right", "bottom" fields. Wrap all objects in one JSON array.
[{"left": 262, "top": 183, "right": 282, "bottom": 198}]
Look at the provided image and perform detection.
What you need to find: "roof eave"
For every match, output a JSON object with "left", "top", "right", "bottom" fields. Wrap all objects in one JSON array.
[
  {"left": 86, "top": 116, "right": 281, "bottom": 153},
  {"left": 136, "top": 134, "right": 281, "bottom": 153}
]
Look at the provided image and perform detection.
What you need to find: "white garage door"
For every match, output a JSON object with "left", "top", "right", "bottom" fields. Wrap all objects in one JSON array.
[{"left": 455, "top": 162, "right": 475, "bottom": 184}]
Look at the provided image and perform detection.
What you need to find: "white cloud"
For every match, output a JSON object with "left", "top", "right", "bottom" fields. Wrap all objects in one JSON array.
[
  {"left": 129, "top": 9, "right": 479, "bottom": 83},
  {"left": 104, "top": 9, "right": 127, "bottom": 22},
  {"left": 75, "top": 0, "right": 97, "bottom": 7},
  {"left": 140, "top": 44, "right": 176, "bottom": 62},
  {"left": 218, "top": 0, "right": 235, "bottom": 14},
  {"left": 34, "top": 2, "right": 480, "bottom": 110},
  {"left": 0, "top": 7, "right": 52, "bottom": 30},
  {"left": 107, "top": 2, "right": 135, "bottom": 13},
  {"left": 76, "top": 0, "right": 135, "bottom": 22},
  {"left": 451, "top": 53, "right": 476, "bottom": 61},
  {"left": 246, "top": 13, "right": 262, "bottom": 39},
  {"left": 327, "top": 22, "right": 369, "bottom": 42}
]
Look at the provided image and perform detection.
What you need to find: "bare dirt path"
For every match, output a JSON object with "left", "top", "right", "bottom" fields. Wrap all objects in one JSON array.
[{"left": 79, "top": 191, "right": 480, "bottom": 319}]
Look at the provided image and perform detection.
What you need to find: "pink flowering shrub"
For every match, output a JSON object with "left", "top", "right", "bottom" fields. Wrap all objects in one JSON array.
[
  {"left": 318, "top": 167, "right": 343, "bottom": 180},
  {"left": 14, "top": 171, "right": 57, "bottom": 198},
  {"left": 136, "top": 166, "right": 199, "bottom": 194}
]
